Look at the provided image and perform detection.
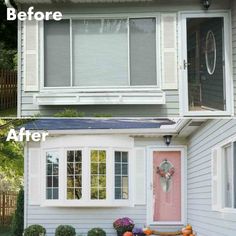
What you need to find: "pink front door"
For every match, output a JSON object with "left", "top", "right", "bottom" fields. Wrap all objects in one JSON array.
[{"left": 153, "top": 151, "right": 182, "bottom": 222}]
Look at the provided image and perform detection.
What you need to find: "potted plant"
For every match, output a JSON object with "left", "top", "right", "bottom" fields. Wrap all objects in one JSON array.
[{"left": 113, "top": 217, "right": 135, "bottom": 236}]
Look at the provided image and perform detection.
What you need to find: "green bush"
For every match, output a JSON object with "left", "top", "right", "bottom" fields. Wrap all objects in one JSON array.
[
  {"left": 88, "top": 228, "right": 106, "bottom": 236},
  {"left": 11, "top": 187, "right": 24, "bottom": 236},
  {"left": 54, "top": 109, "right": 84, "bottom": 117},
  {"left": 55, "top": 225, "right": 76, "bottom": 236},
  {"left": 23, "top": 225, "right": 46, "bottom": 236}
]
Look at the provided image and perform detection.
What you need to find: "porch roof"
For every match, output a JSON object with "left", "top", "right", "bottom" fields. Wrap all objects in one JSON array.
[{"left": 22, "top": 118, "right": 175, "bottom": 131}]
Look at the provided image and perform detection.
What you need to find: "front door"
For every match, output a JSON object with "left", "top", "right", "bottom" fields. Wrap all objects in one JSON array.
[
  {"left": 181, "top": 14, "right": 229, "bottom": 114},
  {"left": 151, "top": 150, "right": 183, "bottom": 224}
]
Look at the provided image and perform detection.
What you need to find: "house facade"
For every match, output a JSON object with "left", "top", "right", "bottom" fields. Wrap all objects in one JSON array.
[
  {"left": 23, "top": 118, "right": 236, "bottom": 236},
  {"left": 15, "top": 0, "right": 236, "bottom": 117}
]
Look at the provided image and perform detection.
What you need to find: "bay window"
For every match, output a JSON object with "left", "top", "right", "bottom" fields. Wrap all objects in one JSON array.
[
  {"left": 44, "top": 17, "right": 158, "bottom": 88},
  {"left": 44, "top": 147, "right": 132, "bottom": 206}
]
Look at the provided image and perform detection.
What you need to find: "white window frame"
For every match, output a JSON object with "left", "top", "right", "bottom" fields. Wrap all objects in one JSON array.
[
  {"left": 40, "top": 146, "right": 134, "bottom": 207},
  {"left": 179, "top": 11, "right": 233, "bottom": 117},
  {"left": 212, "top": 134, "right": 236, "bottom": 214},
  {"left": 39, "top": 13, "right": 161, "bottom": 91},
  {"left": 146, "top": 146, "right": 187, "bottom": 226}
]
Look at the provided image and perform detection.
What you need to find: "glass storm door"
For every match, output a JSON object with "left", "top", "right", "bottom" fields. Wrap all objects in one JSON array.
[
  {"left": 184, "top": 17, "right": 226, "bottom": 112},
  {"left": 152, "top": 151, "right": 182, "bottom": 223}
]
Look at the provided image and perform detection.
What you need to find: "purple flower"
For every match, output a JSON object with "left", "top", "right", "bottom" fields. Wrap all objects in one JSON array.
[
  {"left": 132, "top": 228, "right": 143, "bottom": 234},
  {"left": 113, "top": 217, "right": 135, "bottom": 231}
]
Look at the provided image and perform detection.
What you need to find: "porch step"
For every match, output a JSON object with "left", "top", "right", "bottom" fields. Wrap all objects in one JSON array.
[
  {"left": 149, "top": 226, "right": 183, "bottom": 235},
  {"left": 152, "top": 230, "right": 182, "bottom": 236}
]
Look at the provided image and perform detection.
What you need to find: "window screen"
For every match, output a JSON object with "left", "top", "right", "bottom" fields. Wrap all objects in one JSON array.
[
  {"left": 130, "top": 18, "right": 157, "bottom": 85},
  {"left": 44, "top": 20, "right": 71, "bottom": 87},
  {"left": 72, "top": 19, "right": 128, "bottom": 86}
]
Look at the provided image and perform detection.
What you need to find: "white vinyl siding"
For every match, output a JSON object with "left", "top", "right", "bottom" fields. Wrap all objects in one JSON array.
[{"left": 188, "top": 119, "right": 236, "bottom": 236}]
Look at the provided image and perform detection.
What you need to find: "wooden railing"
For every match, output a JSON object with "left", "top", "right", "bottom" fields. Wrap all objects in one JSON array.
[
  {"left": 0, "top": 191, "right": 17, "bottom": 226},
  {"left": 0, "top": 69, "right": 17, "bottom": 111}
]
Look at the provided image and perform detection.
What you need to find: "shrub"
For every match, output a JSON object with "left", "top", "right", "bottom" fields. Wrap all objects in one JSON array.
[
  {"left": 88, "top": 228, "right": 106, "bottom": 236},
  {"left": 11, "top": 187, "right": 24, "bottom": 236},
  {"left": 24, "top": 225, "right": 46, "bottom": 236},
  {"left": 54, "top": 109, "right": 84, "bottom": 117},
  {"left": 55, "top": 225, "right": 76, "bottom": 236}
]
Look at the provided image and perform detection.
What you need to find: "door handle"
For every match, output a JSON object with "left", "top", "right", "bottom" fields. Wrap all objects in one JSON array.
[{"left": 183, "top": 60, "right": 191, "bottom": 70}]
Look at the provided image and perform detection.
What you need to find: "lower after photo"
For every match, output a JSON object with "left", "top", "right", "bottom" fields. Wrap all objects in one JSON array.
[{"left": 0, "top": 118, "right": 236, "bottom": 236}]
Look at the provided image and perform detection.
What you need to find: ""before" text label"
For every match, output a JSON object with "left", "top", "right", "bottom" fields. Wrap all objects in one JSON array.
[{"left": 7, "top": 7, "right": 62, "bottom": 21}]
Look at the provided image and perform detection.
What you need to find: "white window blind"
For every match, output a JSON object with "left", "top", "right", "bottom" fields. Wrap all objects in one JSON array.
[
  {"left": 130, "top": 18, "right": 157, "bottom": 86},
  {"left": 72, "top": 19, "right": 128, "bottom": 86},
  {"left": 44, "top": 20, "right": 71, "bottom": 87}
]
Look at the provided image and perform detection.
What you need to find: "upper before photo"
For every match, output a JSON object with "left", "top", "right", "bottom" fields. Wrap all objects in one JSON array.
[{"left": 0, "top": 0, "right": 235, "bottom": 117}]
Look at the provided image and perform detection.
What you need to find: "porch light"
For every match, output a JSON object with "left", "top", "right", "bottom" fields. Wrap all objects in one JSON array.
[
  {"left": 163, "top": 135, "right": 172, "bottom": 146},
  {"left": 202, "top": 0, "right": 212, "bottom": 10}
]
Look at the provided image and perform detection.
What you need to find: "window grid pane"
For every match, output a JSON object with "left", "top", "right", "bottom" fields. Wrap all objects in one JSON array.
[
  {"left": 67, "top": 150, "right": 82, "bottom": 200},
  {"left": 46, "top": 152, "right": 59, "bottom": 200},
  {"left": 90, "top": 150, "right": 106, "bottom": 200},
  {"left": 114, "top": 151, "right": 129, "bottom": 200}
]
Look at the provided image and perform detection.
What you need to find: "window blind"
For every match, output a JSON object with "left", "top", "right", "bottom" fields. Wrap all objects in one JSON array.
[{"left": 72, "top": 19, "right": 128, "bottom": 86}]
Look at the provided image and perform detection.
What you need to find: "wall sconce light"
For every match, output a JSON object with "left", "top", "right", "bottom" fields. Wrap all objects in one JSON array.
[
  {"left": 163, "top": 135, "right": 172, "bottom": 146},
  {"left": 202, "top": 0, "right": 212, "bottom": 10}
]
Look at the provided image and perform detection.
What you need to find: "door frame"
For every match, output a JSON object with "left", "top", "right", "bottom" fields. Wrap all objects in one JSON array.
[
  {"left": 179, "top": 11, "right": 233, "bottom": 117},
  {"left": 146, "top": 146, "right": 187, "bottom": 226}
]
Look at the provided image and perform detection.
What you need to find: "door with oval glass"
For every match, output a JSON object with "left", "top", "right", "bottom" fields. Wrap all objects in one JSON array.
[
  {"left": 184, "top": 16, "right": 226, "bottom": 112},
  {"left": 152, "top": 150, "right": 182, "bottom": 224}
]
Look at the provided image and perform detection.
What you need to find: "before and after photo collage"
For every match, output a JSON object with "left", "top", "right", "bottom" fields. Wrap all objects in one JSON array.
[{"left": 0, "top": 0, "right": 236, "bottom": 236}]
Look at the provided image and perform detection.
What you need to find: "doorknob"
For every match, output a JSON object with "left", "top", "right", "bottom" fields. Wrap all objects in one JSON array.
[{"left": 183, "top": 60, "right": 191, "bottom": 70}]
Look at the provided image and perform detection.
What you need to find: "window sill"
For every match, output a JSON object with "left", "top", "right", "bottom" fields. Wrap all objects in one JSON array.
[
  {"left": 182, "top": 110, "right": 233, "bottom": 117},
  {"left": 40, "top": 200, "right": 134, "bottom": 207},
  {"left": 33, "top": 88, "right": 166, "bottom": 105}
]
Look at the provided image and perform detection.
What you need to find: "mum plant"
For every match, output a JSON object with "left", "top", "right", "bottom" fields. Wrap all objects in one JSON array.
[{"left": 113, "top": 217, "right": 135, "bottom": 236}]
